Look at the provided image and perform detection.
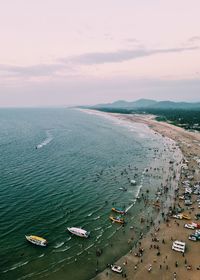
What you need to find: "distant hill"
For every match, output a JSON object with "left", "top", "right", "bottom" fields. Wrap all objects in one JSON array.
[
  {"left": 151, "top": 101, "right": 200, "bottom": 110},
  {"left": 94, "top": 99, "right": 157, "bottom": 109},
  {"left": 91, "top": 99, "right": 200, "bottom": 110}
]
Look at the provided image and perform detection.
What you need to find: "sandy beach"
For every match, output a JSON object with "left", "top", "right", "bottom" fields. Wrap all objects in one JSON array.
[{"left": 92, "top": 112, "right": 200, "bottom": 280}]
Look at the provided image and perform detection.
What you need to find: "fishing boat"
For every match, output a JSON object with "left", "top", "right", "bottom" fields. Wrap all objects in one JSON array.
[
  {"left": 67, "top": 227, "right": 90, "bottom": 238},
  {"left": 109, "top": 216, "right": 125, "bottom": 224},
  {"left": 112, "top": 207, "right": 126, "bottom": 215},
  {"left": 25, "top": 235, "right": 48, "bottom": 247}
]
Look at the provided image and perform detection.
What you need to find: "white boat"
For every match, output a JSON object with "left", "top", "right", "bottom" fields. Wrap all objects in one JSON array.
[
  {"left": 25, "top": 235, "right": 48, "bottom": 247},
  {"left": 35, "top": 144, "right": 43, "bottom": 149},
  {"left": 118, "top": 187, "right": 127, "bottom": 191},
  {"left": 130, "top": 180, "right": 136, "bottom": 185},
  {"left": 111, "top": 264, "right": 123, "bottom": 273},
  {"left": 67, "top": 227, "right": 90, "bottom": 238}
]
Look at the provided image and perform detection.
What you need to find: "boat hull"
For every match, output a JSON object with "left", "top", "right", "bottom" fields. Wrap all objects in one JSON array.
[
  {"left": 67, "top": 227, "right": 89, "bottom": 238},
  {"left": 109, "top": 216, "right": 125, "bottom": 224},
  {"left": 112, "top": 208, "right": 126, "bottom": 215},
  {"left": 25, "top": 235, "right": 47, "bottom": 247}
]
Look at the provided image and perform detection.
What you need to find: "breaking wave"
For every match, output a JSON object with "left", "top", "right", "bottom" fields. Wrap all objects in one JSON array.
[{"left": 36, "top": 131, "right": 53, "bottom": 149}]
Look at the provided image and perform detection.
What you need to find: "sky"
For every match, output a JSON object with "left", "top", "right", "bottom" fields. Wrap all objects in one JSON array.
[{"left": 0, "top": 0, "right": 200, "bottom": 107}]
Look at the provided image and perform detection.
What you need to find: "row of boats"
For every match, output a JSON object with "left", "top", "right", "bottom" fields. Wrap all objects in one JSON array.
[
  {"left": 25, "top": 178, "right": 136, "bottom": 247},
  {"left": 25, "top": 207, "right": 127, "bottom": 247},
  {"left": 25, "top": 227, "right": 90, "bottom": 247},
  {"left": 109, "top": 207, "right": 126, "bottom": 224}
]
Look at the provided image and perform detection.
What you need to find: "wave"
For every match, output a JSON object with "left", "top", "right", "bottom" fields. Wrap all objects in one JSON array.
[
  {"left": 77, "top": 250, "right": 84, "bottom": 256},
  {"left": 66, "top": 260, "right": 75, "bottom": 265},
  {"left": 3, "top": 261, "right": 29, "bottom": 273},
  {"left": 135, "top": 184, "right": 142, "bottom": 198},
  {"left": 107, "top": 231, "right": 116, "bottom": 239},
  {"left": 96, "top": 233, "right": 103, "bottom": 241},
  {"left": 106, "top": 225, "right": 112, "bottom": 229},
  {"left": 92, "top": 216, "right": 100, "bottom": 220},
  {"left": 125, "top": 203, "right": 134, "bottom": 213},
  {"left": 87, "top": 212, "right": 93, "bottom": 217},
  {"left": 57, "top": 258, "right": 67, "bottom": 264},
  {"left": 84, "top": 243, "right": 94, "bottom": 251},
  {"left": 54, "top": 241, "right": 65, "bottom": 249},
  {"left": 116, "top": 225, "right": 123, "bottom": 231},
  {"left": 36, "top": 131, "right": 53, "bottom": 149},
  {"left": 53, "top": 246, "right": 71, "bottom": 253},
  {"left": 17, "top": 272, "right": 35, "bottom": 280},
  {"left": 94, "top": 226, "right": 102, "bottom": 231}
]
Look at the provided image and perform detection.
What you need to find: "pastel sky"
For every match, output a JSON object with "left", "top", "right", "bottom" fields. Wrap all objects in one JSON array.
[{"left": 0, "top": 0, "right": 200, "bottom": 107}]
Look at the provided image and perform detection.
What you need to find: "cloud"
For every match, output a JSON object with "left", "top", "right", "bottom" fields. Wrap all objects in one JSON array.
[
  {"left": 0, "top": 62, "right": 70, "bottom": 78},
  {"left": 104, "top": 33, "right": 113, "bottom": 40},
  {"left": 63, "top": 46, "right": 199, "bottom": 65},
  {"left": 0, "top": 46, "right": 199, "bottom": 79},
  {"left": 125, "top": 38, "right": 138, "bottom": 43},
  {"left": 188, "top": 36, "right": 200, "bottom": 42}
]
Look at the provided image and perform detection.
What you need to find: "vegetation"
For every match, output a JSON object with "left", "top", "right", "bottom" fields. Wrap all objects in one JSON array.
[
  {"left": 151, "top": 109, "right": 200, "bottom": 131},
  {"left": 88, "top": 107, "right": 200, "bottom": 132}
]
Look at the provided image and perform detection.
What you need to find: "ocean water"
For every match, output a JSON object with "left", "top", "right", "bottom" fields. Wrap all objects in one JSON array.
[{"left": 0, "top": 108, "right": 181, "bottom": 280}]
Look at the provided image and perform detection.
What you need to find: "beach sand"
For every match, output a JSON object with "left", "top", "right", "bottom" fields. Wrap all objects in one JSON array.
[{"left": 92, "top": 112, "right": 200, "bottom": 280}]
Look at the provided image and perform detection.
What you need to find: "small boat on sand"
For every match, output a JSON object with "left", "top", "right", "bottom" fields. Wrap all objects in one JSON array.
[
  {"left": 111, "top": 264, "right": 123, "bottom": 273},
  {"left": 112, "top": 207, "right": 126, "bottom": 215},
  {"left": 25, "top": 235, "right": 48, "bottom": 247},
  {"left": 182, "top": 214, "right": 191, "bottom": 220},
  {"left": 110, "top": 216, "right": 125, "bottom": 224},
  {"left": 67, "top": 227, "right": 90, "bottom": 238}
]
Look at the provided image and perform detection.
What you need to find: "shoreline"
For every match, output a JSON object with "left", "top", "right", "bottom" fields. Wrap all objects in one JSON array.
[{"left": 88, "top": 110, "right": 200, "bottom": 280}]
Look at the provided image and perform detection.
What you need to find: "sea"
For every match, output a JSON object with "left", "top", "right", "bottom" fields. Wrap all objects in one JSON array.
[{"left": 0, "top": 108, "right": 182, "bottom": 280}]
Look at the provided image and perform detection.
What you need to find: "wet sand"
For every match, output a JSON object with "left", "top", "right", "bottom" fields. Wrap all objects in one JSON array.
[{"left": 92, "top": 113, "right": 200, "bottom": 280}]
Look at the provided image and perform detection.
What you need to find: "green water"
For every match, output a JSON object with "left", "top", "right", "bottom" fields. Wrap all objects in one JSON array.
[{"left": 0, "top": 108, "right": 181, "bottom": 280}]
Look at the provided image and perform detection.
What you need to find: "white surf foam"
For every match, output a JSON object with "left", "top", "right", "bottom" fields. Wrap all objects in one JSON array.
[
  {"left": 53, "top": 246, "right": 70, "bottom": 253},
  {"left": 107, "top": 231, "right": 116, "bottom": 239},
  {"left": 93, "top": 216, "right": 100, "bottom": 220},
  {"left": 36, "top": 131, "right": 53, "bottom": 149},
  {"left": 54, "top": 241, "right": 64, "bottom": 249},
  {"left": 94, "top": 226, "right": 102, "bottom": 231},
  {"left": 96, "top": 233, "right": 103, "bottom": 241},
  {"left": 84, "top": 243, "right": 94, "bottom": 251},
  {"left": 125, "top": 203, "right": 134, "bottom": 213},
  {"left": 135, "top": 184, "right": 142, "bottom": 198},
  {"left": 106, "top": 225, "right": 112, "bottom": 229},
  {"left": 3, "top": 261, "right": 29, "bottom": 273},
  {"left": 77, "top": 250, "right": 84, "bottom": 256}
]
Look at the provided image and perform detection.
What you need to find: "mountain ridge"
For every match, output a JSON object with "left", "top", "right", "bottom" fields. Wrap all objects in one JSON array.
[{"left": 91, "top": 99, "right": 200, "bottom": 110}]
